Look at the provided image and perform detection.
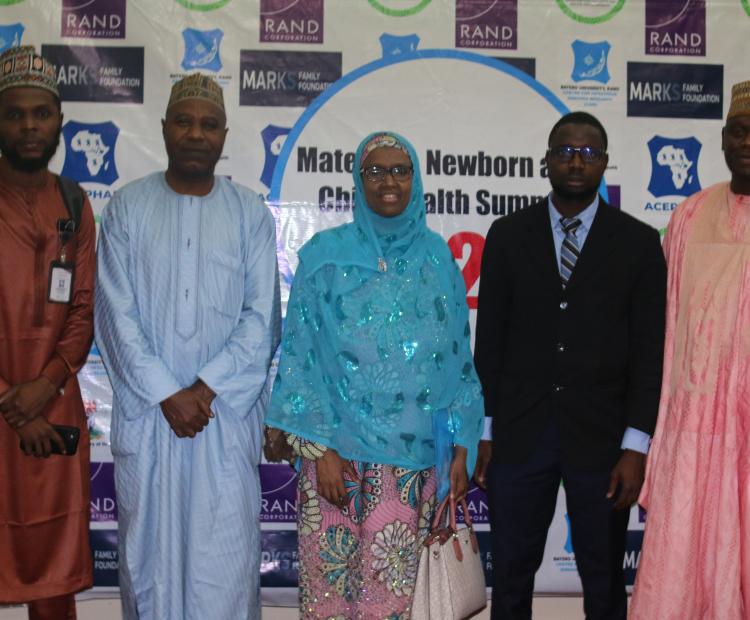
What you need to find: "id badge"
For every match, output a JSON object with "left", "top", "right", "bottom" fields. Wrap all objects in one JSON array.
[{"left": 48, "top": 261, "right": 75, "bottom": 304}]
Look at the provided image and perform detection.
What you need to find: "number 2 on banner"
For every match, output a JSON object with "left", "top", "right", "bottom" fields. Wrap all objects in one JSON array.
[{"left": 448, "top": 232, "right": 485, "bottom": 310}]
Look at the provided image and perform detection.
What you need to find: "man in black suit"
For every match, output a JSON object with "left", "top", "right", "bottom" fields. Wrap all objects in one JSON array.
[{"left": 473, "top": 112, "right": 666, "bottom": 620}]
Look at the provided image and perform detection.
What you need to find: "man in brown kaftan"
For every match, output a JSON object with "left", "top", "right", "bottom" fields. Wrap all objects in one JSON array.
[{"left": 0, "top": 46, "right": 94, "bottom": 620}]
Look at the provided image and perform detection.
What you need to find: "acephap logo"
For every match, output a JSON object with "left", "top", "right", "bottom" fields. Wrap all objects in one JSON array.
[
  {"left": 647, "top": 135, "right": 702, "bottom": 199},
  {"left": 61, "top": 120, "right": 120, "bottom": 186}
]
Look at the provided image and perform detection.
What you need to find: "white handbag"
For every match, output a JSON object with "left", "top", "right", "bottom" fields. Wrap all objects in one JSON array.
[{"left": 411, "top": 496, "right": 487, "bottom": 620}]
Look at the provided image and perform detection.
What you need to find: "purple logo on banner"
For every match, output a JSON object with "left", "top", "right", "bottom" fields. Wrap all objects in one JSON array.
[
  {"left": 61, "top": 0, "right": 126, "bottom": 39},
  {"left": 645, "top": 0, "right": 705, "bottom": 56},
  {"left": 239, "top": 50, "right": 342, "bottom": 107},
  {"left": 90, "top": 461, "right": 118, "bottom": 522},
  {"left": 260, "top": 464, "right": 298, "bottom": 522},
  {"left": 456, "top": 483, "right": 490, "bottom": 525},
  {"left": 260, "top": 0, "right": 323, "bottom": 44},
  {"left": 455, "top": 0, "right": 517, "bottom": 50}
]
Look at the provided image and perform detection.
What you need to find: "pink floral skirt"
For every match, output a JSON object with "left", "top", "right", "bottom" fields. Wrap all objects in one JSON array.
[{"left": 297, "top": 458, "right": 437, "bottom": 620}]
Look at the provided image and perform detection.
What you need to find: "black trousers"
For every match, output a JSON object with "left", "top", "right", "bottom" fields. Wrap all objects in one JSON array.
[{"left": 488, "top": 418, "right": 629, "bottom": 620}]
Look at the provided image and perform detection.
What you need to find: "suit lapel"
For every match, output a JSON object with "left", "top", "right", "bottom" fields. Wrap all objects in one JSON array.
[
  {"left": 521, "top": 200, "right": 561, "bottom": 288},
  {"left": 565, "top": 201, "right": 619, "bottom": 291}
]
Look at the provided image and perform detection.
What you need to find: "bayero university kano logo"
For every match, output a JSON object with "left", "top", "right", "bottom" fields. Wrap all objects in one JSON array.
[
  {"left": 61, "top": 120, "right": 120, "bottom": 186},
  {"left": 571, "top": 40, "right": 611, "bottom": 84},
  {"left": 0, "top": 23, "right": 23, "bottom": 53},
  {"left": 647, "top": 135, "right": 701, "bottom": 199},
  {"left": 181, "top": 28, "right": 223, "bottom": 72}
]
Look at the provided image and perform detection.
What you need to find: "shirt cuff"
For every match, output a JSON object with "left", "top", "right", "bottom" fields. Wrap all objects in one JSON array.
[
  {"left": 481, "top": 416, "right": 493, "bottom": 441},
  {"left": 621, "top": 426, "right": 651, "bottom": 454},
  {"left": 41, "top": 356, "right": 70, "bottom": 390}
]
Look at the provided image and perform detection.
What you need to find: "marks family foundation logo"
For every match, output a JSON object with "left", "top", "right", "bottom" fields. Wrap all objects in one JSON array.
[
  {"left": 62, "top": 0, "right": 126, "bottom": 39},
  {"left": 42, "top": 44, "right": 144, "bottom": 103},
  {"left": 627, "top": 61, "right": 722, "bottom": 119},
  {"left": 239, "top": 50, "right": 342, "bottom": 107},
  {"left": 181, "top": 28, "right": 223, "bottom": 72},
  {"left": 260, "top": 0, "right": 324, "bottom": 44},
  {"left": 561, "top": 40, "right": 618, "bottom": 106},
  {"left": 647, "top": 135, "right": 701, "bottom": 199},
  {"left": 455, "top": 0, "right": 517, "bottom": 50},
  {"left": 367, "top": 0, "right": 431, "bottom": 16},
  {"left": 0, "top": 23, "right": 23, "bottom": 53},
  {"left": 62, "top": 120, "right": 120, "bottom": 186},
  {"left": 555, "top": 0, "right": 625, "bottom": 24},
  {"left": 645, "top": 0, "right": 705, "bottom": 56},
  {"left": 175, "top": 0, "right": 230, "bottom": 10}
]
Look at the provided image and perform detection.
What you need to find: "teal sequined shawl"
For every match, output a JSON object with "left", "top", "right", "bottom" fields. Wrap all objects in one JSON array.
[{"left": 266, "top": 132, "right": 483, "bottom": 479}]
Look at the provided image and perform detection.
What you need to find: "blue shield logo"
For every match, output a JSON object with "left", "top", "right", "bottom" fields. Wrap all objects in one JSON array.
[
  {"left": 181, "top": 28, "right": 223, "bottom": 73},
  {"left": 260, "top": 124, "right": 291, "bottom": 188},
  {"left": 379, "top": 33, "right": 420, "bottom": 57},
  {"left": 571, "top": 40, "right": 611, "bottom": 84},
  {"left": 647, "top": 135, "right": 702, "bottom": 198},
  {"left": 0, "top": 23, "right": 24, "bottom": 53},
  {"left": 61, "top": 121, "right": 120, "bottom": 186}
]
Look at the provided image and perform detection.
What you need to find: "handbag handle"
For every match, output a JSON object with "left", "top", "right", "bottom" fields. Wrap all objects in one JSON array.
[{"left": 427, "top": 495, "right": 480, "bottom": 560}]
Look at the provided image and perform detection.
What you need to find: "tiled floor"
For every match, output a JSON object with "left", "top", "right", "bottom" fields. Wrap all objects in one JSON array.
[{"left": 1, "top": 596, "right": 589, "bottom": 619}]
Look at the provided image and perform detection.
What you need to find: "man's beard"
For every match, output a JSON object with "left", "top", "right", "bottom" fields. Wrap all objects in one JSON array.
[
  {"left": 550, "top": 181, "right": 598, "bottom": 202},
  {"left": 0, "top": 131, "right": 61, "bottom": 173}
]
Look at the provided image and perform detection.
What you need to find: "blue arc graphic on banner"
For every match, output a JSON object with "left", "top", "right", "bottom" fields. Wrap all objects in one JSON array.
[{"left": 269, "top": 48, "right": 608, "bottom": 285}]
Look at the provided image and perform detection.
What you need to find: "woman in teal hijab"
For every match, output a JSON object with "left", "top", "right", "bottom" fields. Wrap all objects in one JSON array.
[{"left": 266, "top": 132, "right": 483, "bottom": 618}]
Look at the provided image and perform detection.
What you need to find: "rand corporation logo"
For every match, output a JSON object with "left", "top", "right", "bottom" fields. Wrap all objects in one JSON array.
[
  {"left": 261, "top": 124, "right": 291, "bottom": 188},
  {"left": 260, "top": 0, "right": 324, "bottom": 44},
  {"left": 627, "top": 62, "right": 722, "bottom": 119},
  {"left": 62, "top": 120, "right": 120, "bottom": 186},
  {"left": 646, "top": 136, "right": 702, "bottom": 210},
  {"left": 367, "top": 0, "right": 432, "bottom": 17},
  {"left": 0, "top": 23, "right": 23, "bottom": 52},
  {"left": 62, "top": 0, "right": 126, "bottom": 39},
  {"left": 239, "top": 50, "right": 342, "bottom": 107},
  {"left": 555, "top": 0, "right": 625, "bottom": 24},
  {"left": 571, "top": 40, "right": 610, "bottom": 84},
  {"left": 181, "top": 28, "right": 223, "bottom": 72},
  {"left": 455, "top": 0, "right": 518, "bottom": 50},
  {"left": 645, "top": 0, "right": 705, "bottom": 56},
  {"left": 175, "top": 0, "right": 230, "bottom": 10},
  {"left": 90, "top": 461, "right": 117, "bottom": 522}
]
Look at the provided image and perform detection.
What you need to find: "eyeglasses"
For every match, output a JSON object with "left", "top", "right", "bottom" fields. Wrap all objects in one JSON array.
[
  {"left": 359, "top": 165, "right": 413, "bottom": 183},
  {"left": 548, "top": 145, "right": 606, "bottom": 163}
]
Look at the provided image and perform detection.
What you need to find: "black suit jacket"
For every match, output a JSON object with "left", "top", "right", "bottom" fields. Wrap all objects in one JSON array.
[{"left": 474, "top": 197, "right": 667, "bottom": 470}]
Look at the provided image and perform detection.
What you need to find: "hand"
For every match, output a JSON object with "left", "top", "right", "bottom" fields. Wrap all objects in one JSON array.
[
  {"left": 160, "top": 387, "right": 213, "bottom": 438},
  {"left": 449, "top": 445, "right": 470, "bottom": 502},
  {"left": 315, "top": 448, "right": 357, "bottom": 508},
  {"left": 473, "top": 440, "right": 492, "bottom": 490},
  {"left": 263, "top": 426, "right": 295, "bottom": 464},
  {"left": 189, "top": 379, "right": 216, "bottom": 408},
  {"left": 0, "top": 377, "right": 58, "bottom": 429},
  {"left": 16, "top": 416, "right": 66, "bottom": 458},
  {"left": 607, "top": 449, "right": 646, "bottom": 510}
]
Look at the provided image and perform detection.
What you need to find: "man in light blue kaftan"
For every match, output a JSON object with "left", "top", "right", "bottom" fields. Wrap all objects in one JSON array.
[{"left": 94, "top": 74, "right": 281, "bottom": 620}]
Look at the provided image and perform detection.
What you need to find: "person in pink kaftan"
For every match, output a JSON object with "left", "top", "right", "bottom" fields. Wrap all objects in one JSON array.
[{"left": 631, "top": 80, "right": 750, "bottom": 619}]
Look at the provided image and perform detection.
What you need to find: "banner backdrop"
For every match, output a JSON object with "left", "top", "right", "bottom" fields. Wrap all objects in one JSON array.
[{"left": 3, "top": 0, "right": 748, "bottom": 605}]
